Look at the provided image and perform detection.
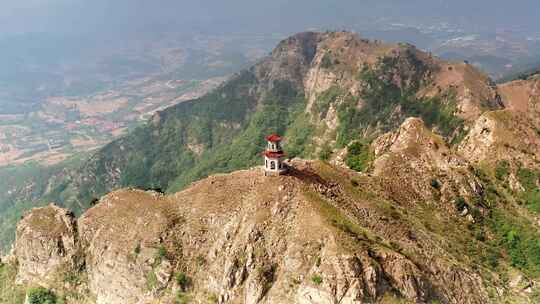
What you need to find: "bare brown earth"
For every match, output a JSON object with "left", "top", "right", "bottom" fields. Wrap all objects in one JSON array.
[
  {"left": 458, "top": 74, "right": 540, "bottom": 169},
  {"left": 497, "top": 74, "right": 540, "bottom": 128}
]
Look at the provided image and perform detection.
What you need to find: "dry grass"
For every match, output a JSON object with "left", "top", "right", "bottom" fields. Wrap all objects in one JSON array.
[{"left": 0, "top": 263, "right": 25, "bottom": 304}]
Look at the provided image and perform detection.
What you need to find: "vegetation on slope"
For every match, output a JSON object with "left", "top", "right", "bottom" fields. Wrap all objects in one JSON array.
[
  {"left": 345, "top": 141, "right": 372, "bottom": 172},
  {"left": 516, "top": 167, "right": 540, "bottom": 213},
  {"left": 337, "top": 53, "right": 463, "bottom": 146},
  {"left": 0, "top": 263, "right": 25, "bottom": 304},
  {"left": 470, "top": 166, "right": 540, "bottom": 279},
  {"left": 27, "top": 287, "right": 57, "bottom": 304},
  {"left": 0, "top": 156, "right": 87, "bottom": 252},
  {"left": 45, "top": 71, "right": 312, "bottom": 207}
]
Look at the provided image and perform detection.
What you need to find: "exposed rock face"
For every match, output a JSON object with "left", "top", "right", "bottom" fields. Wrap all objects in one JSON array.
[
  {"left": 498, "top": 74, "right": 540, "bottom": 128},
  {"left": 255, "top": 31, "right": 320, "bottom": 93},
  {"left": 424, "top": 61, "right": 503, "bottom": 121},
  {"left": 459, "top": 110, "right": 540, "bottom": 169},
  {"left": 78, "top": 190, "right": 174, "bottom": 304},
  {"left": 12, "top": 159, "right": 499, "bottom": 303},
  {"left": 14, "top": 204, "right": 80, "bottom": 286},
  {"left": 299, "top": 32, "right": 502, "bottom": 136},
  {"left": 373, "top": 118, "right": 482, "bottom": 207}
]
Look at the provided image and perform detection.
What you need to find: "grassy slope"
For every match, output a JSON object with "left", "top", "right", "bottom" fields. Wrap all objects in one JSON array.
[
  {"left": 313, "top": 156, "right": 540, "bottom": 302},
  {"left": 0, "top": 263, "right": 25, "bottom": 304},
  {"left": 0, "top": 155, "right": 87, "bottom": 252},
  {"left": 47, "top": 71, "right": 310, "bottom": 210}
]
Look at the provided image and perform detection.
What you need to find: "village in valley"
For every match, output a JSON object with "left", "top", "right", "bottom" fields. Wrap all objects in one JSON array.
[
  {"left": 0, "top": 33, "right": 275, "bottom": 167},
  {"left": 0, "top": 77, "right": 223, "bottom": 166}
]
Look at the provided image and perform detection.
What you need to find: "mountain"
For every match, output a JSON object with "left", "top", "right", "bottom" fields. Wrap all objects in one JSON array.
[
  {"left": 40, "top": 32, "right": 505, "bottom": 210},
  {"left": 1, "top": 31, "right": 540, "bottom": 303},
  {"left": 0, "top": 30, "right": 529, "bottom": 253}
]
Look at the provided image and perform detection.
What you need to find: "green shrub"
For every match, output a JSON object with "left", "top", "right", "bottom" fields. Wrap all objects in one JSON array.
[
  {"left": 318, "top": 145, "right": 333, "bottom": 161},
  {"left": 484, "top": 248, "right": 500, "bottom": 268},
  {"left": 208, "top": 294, "right": 218, "bottom": 304},
  {"left": 470, "top": 208, "right": 482, "bottom": 221},
  {"left": 27, "top": 287, "right": 57, "bottom": 304},
  {"left": 531, "top": 288, "right": 540, "bottom": 303},
  {"left": 450, "top": 127, "right": 468, "bottom": 145},
  {"left": 175, "top": 272, "right": 192, "bottom": 291},
  {"left": 430, "top": 179, "right": 441, "bottom": 190},
  {"left": 517, "top": 168, "right": 540, "bottom": 213},
  {"left": 321, "top": 53, "right": 333, "bottom": 69},
  {"left": 488, "top": 210, "right": 540, "bottom": 276},
  {"left": 0, "top": 263, "right": 26, "bottom": 303},
  {"left": 311, "top": 275, "right": 323, "bottom": 285},
  {"left": 517, "top": 168, "right": 540, "bottom": 191},
  {"left": 134, "top": 243, "right": 141, "bottom": 255},
  {"left": 495, "top": 160, "right": 510, "bottom": 181},
  {"left": 63, "top": 271, "right": 82, "bottom": 286},
  {"left": 345, "top": 141, "right": 372, "bottom": 172},
  {"left": 474, "top": 230, "right": 486, "bottom": 242},
  {"left": 146, "top": 271, "right": 158, "bottom": 291},
  {"left": 454, "top": 197, "right": 468, "bottom": 211},
  {"left": 157, "top": 245, "right": 167, "bottom": 259},
  {"left": 176, "top": 291, "right": 191, "bottom": 304},
  {"left": 195, "top": 255, "right": 206, "bottom": 266}
]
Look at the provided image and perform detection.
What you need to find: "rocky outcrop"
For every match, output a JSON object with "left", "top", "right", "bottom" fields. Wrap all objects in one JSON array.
[
  {"left": 372, "top": 118, "right": 483, "bottom": 206},
  {"left": 78, "top": 190, "right": 174, "bottom": 304},
  {"left": 14, "top": 204, "right": 80, "bottom": 286},
  {"left": 458, "top": 110, "right": 540, "bottom": 169},
  {"left": 13, "top": 162, "right": 500, "bottom": 304},
  {"left": 424, "top": 61, "right": 503, "bottom": 121},
  {"left": 498, "top": 74, "right": 540, "bottom": 128},
  {"left": 460, "top": 74, "right": 540, "bottom": 171}
]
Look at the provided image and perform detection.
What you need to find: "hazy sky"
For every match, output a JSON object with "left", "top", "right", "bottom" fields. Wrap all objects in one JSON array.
[{"left": 0, "top": 0, "right": 539, "bottom": 37}]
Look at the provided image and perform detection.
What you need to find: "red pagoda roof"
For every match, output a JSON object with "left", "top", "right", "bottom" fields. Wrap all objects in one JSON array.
[
  {"left": 264, "top": 151, "right": 286, "bottom": 158},
  {"left": 265, "top": 134, "right": 282, "bottom": 142}
]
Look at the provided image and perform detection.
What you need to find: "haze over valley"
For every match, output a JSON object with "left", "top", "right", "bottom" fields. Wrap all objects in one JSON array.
[{"left": 1, "top": 0, "right": 540, "bottom": 167}]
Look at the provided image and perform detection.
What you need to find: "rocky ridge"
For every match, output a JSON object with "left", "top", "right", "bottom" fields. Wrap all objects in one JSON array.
[
  {"left": 11, "top": 162, "right": 488, "bottom": 304},
  {"left": 14, "top": 204, "right": 81, "bottom": 287}
]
